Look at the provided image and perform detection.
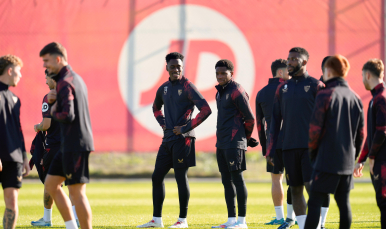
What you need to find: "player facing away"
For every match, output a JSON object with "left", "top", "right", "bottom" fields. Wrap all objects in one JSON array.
[
  {"left": 0, "top": 55, "right": 30, "bottom": 229},
  {"left": 266, "top": 47, "right": 325, "bottom": 229},
  {"left": 213, "top": 59, "right": 257, "bottom": 229},
  {"left": 305, "top": 55, "right": 364, "bottom": 229},
  {"left": 354, "top": 59, "right": 386, "bottom": 228},
  {"left": 31, "top": 70, "right": 79, "bottom": 227},
  {"left": 137, "top": 52, "right": 212, "bottom": 228},
  {"left": 40, "top": 42, "right": 94, "bottom": 229},
  {"left": 255, "top": 59, "right": 296, "bottom": 226}
]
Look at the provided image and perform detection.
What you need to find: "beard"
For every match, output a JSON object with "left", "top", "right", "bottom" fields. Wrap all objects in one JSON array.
[{"left": 288, "top": 64, "right": 301, "bottom": 76}]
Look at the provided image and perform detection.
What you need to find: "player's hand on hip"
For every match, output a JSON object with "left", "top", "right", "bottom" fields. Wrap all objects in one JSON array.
[
  {"left": 23, "top": 157, "right": 30, "bottom": 177},
  {"left": 369, "top": 159, "right": 374, "bottom": 175},
  {"left": 266, "top": 156, "right": 274, "bottom": 166},
  {"left": 173, "top": 126, "right": 183, "bottom": 135},
  {"left": 353, "top": 162, "right": 364, "bottom": 177}
]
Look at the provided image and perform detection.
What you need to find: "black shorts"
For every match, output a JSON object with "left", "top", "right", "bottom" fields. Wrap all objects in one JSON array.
[
  {"left": 272, "top": 149, "right": 285, "bottom": 174},
  {"left": 372, "top": 161, "right": 386, "bottom": 209},
  {"left": 48, "top": 151, "right": 90, "bottom": 185},
  {"left": 0, "top": 162, "right": 23, "bottom": 189},
  {"left": 282, "top": 148, "right": 313, "bottom": 186},
  {"left": 37, "top": 144, "right": 60, "bottom": 184},
  {"left": 310, "top": 170, "right": 353, "bottom": 194},
  {"left": 155, "top": 137, "right": 196, "bottom": 169},
  {"left": 216, "top": 148, "right": 246, "bottom": 173}
]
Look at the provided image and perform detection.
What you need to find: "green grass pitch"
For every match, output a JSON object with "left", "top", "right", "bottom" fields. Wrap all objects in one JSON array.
[{"left": 2, "top": 181, "right": 380, "bottom": 228}]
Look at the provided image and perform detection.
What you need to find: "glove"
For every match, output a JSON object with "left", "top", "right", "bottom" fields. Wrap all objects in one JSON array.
[
  {"left": 247, "top": 138, "right": 259, "bottom": 147},
  {"left": 42, "top": 150, "right": 56, "bottom": 171}
]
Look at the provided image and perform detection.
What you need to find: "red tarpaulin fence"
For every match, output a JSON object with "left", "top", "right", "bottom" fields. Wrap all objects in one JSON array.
[{"left": 0, "top": 0, "right": 383, "bottom": 152}]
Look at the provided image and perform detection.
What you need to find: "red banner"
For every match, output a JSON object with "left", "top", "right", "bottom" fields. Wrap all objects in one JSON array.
[{"left": 0, "top": 0, "right": 383, "bottom": 152}]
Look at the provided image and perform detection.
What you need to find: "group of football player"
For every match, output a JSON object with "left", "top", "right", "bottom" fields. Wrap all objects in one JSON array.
[
  {"left": 0, "top": 42, "right": 94, "bottom": 229},
  {"left": 137, "top": 47, "right": 385, "bottom": 229},
  {"left": 0, "top": 43, "right": 384, "bottom": 229}
]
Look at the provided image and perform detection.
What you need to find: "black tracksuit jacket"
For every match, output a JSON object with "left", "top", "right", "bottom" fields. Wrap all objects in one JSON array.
[
  {"left": 358, "top": 83, "right": 386, "bottom": 163},
  {"left": 308, "top": 77, "right": 364, "bottom": 175},
  {"left": 267, "top": 72, "right": 324, "bottom": 158},
  {"left": 0, "top": 82, "right": 26, "bottom": 163},
  {"left": 153, "top": 76, "right": 211, "bottom": 142},
  {"left": 52, "top": 65, "right": 94, "bottom": 153},
  {"left": 255, "top": 78, "right": 284, "bottom": 156},
  {"left": 215, "top": 79, "right": 255, "bottom": 150}
]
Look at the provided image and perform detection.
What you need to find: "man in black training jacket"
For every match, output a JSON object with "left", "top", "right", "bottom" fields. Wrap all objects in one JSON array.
[
  {"left": 137, "top": 52, "right": 211, "bottom": 229},
  {"left": 213, "top": 59, "right": 257, "bottom": 229},
  {"left": 256, "top": 59, "right": 296, "bottom": 227},
  {"left": 305, "top": 55, "right": 364, "bottom": 229},
  {"left": 355, "top": 58, "right": 386, "bottom": 228},
  {"left": 266, "top": 47, "right": 324, "bottom": 229},
  {"left": 0, "top": 54, "right": 30, "bottom": 229},
  {"left": 40, "top": 42, "right": 94, "bottom": 229}
]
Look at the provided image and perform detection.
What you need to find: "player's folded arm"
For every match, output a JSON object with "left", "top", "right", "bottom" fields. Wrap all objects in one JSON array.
[{"left": 53, "top": 84, "right": 75, "bottom": 123}]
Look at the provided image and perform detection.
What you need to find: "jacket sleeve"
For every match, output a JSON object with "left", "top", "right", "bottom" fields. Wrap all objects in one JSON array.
[
  {"left": 233, "top": 87, "right": 255, "bottom": 140},
  {"left": 52, "top": 82, "right": 75, "bottom": 123},
  {"left": 180, "top": 83, "right": 211, "bottom": 134},
  {"left": 354, "top": 100, "right": 365, "bottom": 160},
  {"left": 255, "top": 92, "right": 266, "bottom": 155},
  {"left": 152, "top": 86, "right": 166, "bottom": 128},
  {"left": 358, "top": 137, "right": 369, "bottom": 163},
  {"left": 18, "top": 100, "right": 26, "bottom": 160},
  {"left": 369, "top": 96, "right": 386, "bottom": 159},
  {"left": 266, "top": 83, "right": 284, "bottom": 158},
  {"left": 308, "top": 89, "right": 332, "bottom": 161}
]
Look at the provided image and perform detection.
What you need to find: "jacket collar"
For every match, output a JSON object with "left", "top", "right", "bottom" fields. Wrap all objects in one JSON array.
[
  {"left": 371, "top": 82, "right": 385, "bottom": 97},
  {"left": 169, "top": 75, "right": 186, "bottom": 85},
  {"left": 215, "top": 78, "right": 233, "bottom": 92},
  {"left": 290, "top": 71, "right": 309, "bottom": 82},
  {"left": 325, "top": 77, "right": 348, "bottom": 88},
  {"left": 0, "top": 81, "right": 9, "bottom": 91},
  {"left": 55, "top": 65, "right": 72, "bottom": 81},
  {"left": 268, "top": 77, "right": 285, "bottom": 84}
]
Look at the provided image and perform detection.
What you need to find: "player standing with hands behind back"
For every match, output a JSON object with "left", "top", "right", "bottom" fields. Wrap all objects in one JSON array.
[
  {"left": 213, "top": 59, "right": 257, "bottom": 229},
  {"left": 305, "top": 55, "right": 364, "bottom": 229},
  {"left": 40, "top": 42, "right": 94, "bottom": 229},
  {"left": 0, "top": 54, "right": 30, "bottom": 229}
]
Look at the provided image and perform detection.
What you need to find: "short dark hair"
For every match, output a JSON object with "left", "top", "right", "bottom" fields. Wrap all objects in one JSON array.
[
  {"left": 215, "top": 59, "right": 234, "bottom": 71},
  {"left": 0, "top": 54, "right": 23, "bottom": 75},
  {"left": 45, "top": 69, "right": 56, "bottom": 78},
  {"left": 362, "top": 59, "right": 384, "bottom": 78},
  {"left": 324, "top": 54, "right": 350, "bottom": 77},
  {"left": 321, "top": 56, "right": 332, "bottom": 71},
  {"left": 271, "top": 59, "right": 287, "bottom": 77},
  {"left": 39, "top": 42, "right": 68, "bottom": 61},
  {"left": 165, "top": 52, "right": 184, "bottom": 63},
  {"left": 289, "top": 47, "right": 309, "bottom": 60}
]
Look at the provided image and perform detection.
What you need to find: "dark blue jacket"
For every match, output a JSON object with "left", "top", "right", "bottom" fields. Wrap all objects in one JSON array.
[
  {"left": 267, "top": 72, "right": 324, "bottom": 157},
  {"left": 256, "top": 78, "right": 284, "bottom": 155}
]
